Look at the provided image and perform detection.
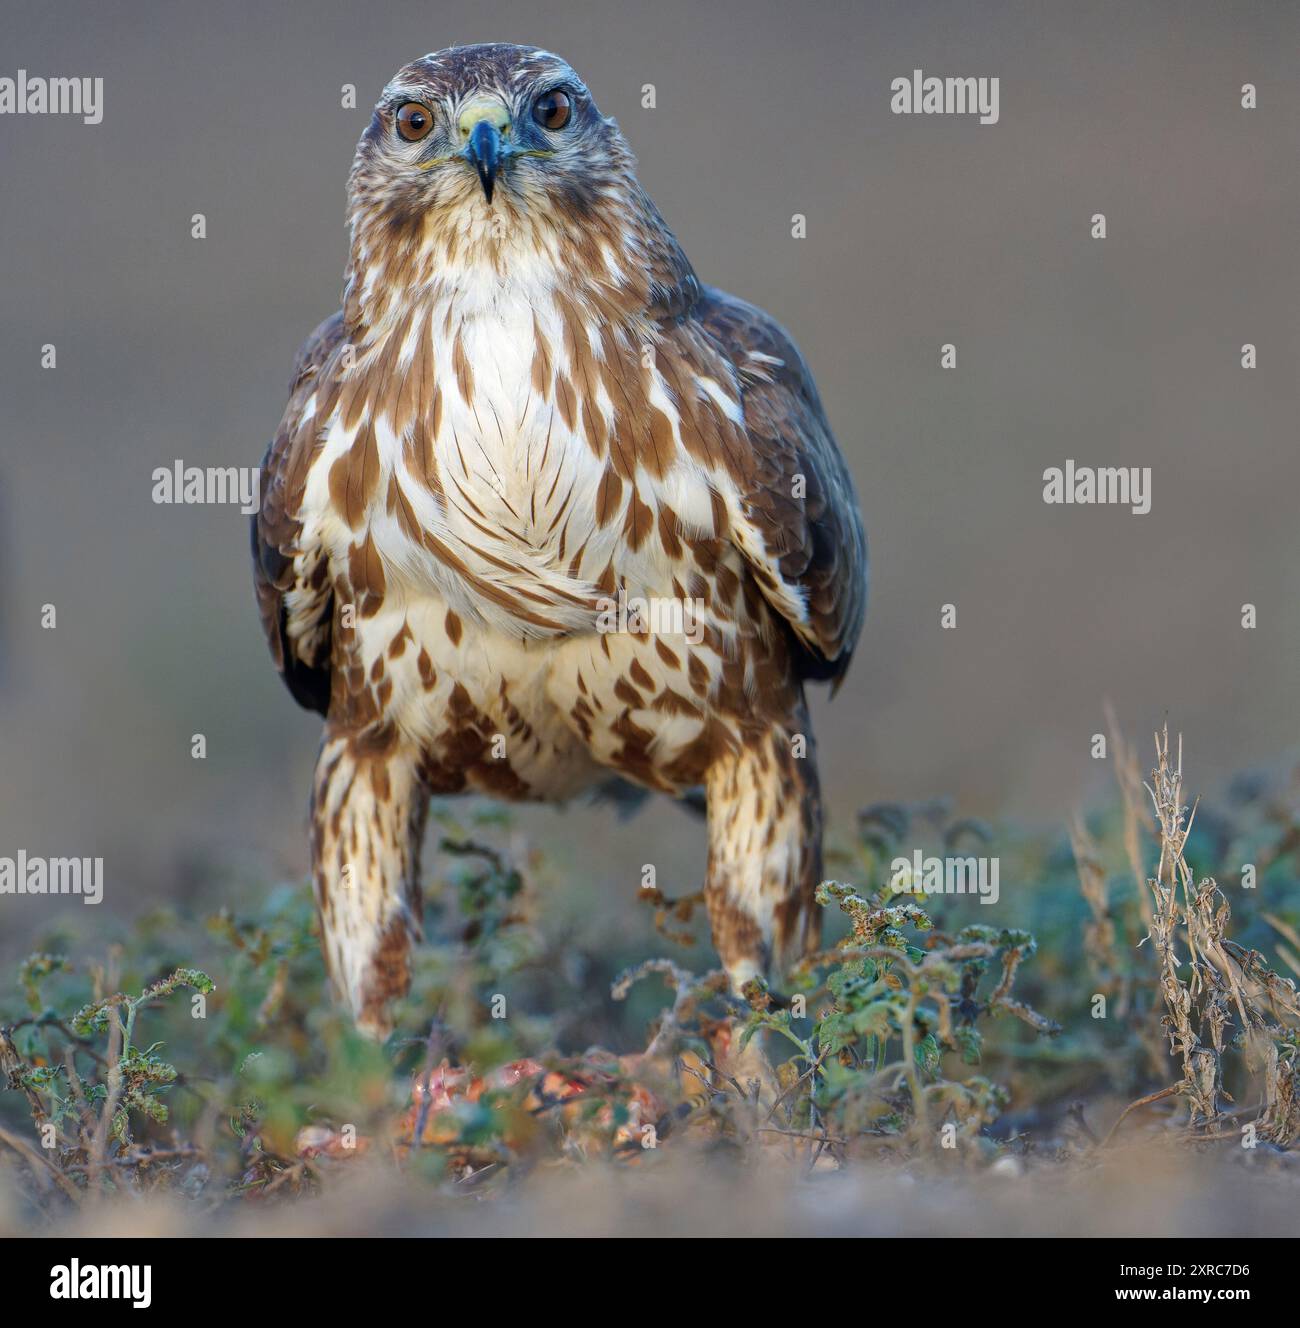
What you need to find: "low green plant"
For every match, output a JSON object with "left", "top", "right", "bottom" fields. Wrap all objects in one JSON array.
[{"left": 2, "top": 727, "right": 1298, "bottom": 1221}]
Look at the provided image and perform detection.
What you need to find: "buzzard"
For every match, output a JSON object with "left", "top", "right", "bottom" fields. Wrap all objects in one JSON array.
[{"left": 252, "top": 44, "right": 867, "bottom": 1035}]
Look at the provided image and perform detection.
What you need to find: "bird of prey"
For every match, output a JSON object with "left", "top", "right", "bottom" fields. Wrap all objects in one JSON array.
[{"left": 252, "top": 43, "right": 867, "bottom": 1035}]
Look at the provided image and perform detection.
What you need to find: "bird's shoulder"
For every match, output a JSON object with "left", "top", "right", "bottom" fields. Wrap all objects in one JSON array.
[
  {"left": 286, "top": 309, "right": 350, "bottom": 397},
  {"left": 668, "top": 285, "right": 869, "bottom": 684},
  {"left": 250, "top": 310, "right": 350, "bottom": 715},
  {"left": 687, "top": 286, "right": 824, "bottom": 405}
]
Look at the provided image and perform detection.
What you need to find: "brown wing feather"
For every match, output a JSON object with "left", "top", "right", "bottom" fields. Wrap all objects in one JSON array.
[
  {"left": 690, "top": 286, "right": 867, "bottom": 684},
  {"left": 251, "top": 310, "right": 348, "bottom": 714}
]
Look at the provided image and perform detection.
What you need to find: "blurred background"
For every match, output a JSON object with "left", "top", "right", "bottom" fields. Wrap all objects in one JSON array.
[{"left": 1, "top": 0, "right": 1296, "bottom": 960}]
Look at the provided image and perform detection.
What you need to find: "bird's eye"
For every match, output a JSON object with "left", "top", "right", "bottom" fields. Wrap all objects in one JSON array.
[
  {"left": 532, "top": 89, "right": 572, "bottom": 131},
  {"left": 395, "top": 102, "right": 434, "bottom": 142}
]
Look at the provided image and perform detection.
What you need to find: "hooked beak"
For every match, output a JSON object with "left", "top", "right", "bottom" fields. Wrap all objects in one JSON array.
[{"left": 461, "top": 118, "right": 503, "bottom": 204}]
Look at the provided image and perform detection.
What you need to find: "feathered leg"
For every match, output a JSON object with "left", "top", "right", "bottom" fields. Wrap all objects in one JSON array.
[
  {"left": 703, "top": 699, "right": 823, "bottom": 992},
  {"left": 310, "top": 725, "right": 428, "bottom": 1037}
]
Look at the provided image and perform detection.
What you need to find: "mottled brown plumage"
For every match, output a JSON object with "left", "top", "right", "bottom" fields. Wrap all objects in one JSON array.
[{"left": 252, "top": 44, "right": 866, "bottom": 1034}]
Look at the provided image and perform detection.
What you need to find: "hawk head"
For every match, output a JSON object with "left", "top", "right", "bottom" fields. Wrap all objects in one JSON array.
[
  {"left": 344, "top": 43, "right": 698, "bottom": 331},
  {"left": 348, "top": 44, "right": 632, "bottom": 240}
]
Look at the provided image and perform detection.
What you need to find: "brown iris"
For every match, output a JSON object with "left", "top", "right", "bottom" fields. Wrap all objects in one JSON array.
[
  {"left": 395, "top": 102, "right": 434, "bottom": 142},
  {"left": 532, "top": 89, "right": 571, "bottom": 130}
]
